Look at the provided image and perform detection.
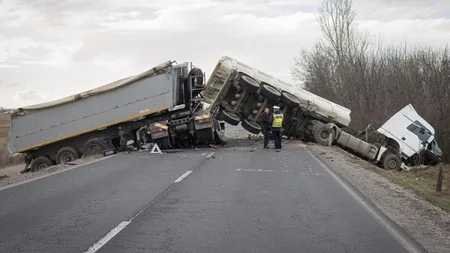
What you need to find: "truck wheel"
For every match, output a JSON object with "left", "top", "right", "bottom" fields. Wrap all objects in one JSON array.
[
  {"left": 313, "top": 124, "right": 331, "bottom": 146},
  {"left": 260, "top": 82, "right": 281, "bottom": 101},
  {"left": 219, "top": 109, "right": 240, "bottom": 126},
  {"left": 56, "top": 147, "right": 79, "bottom": 164},
  {"left": 241, "top": 118, "right": 261, "bottom": 134},
  {"left": 281, "top": 91, "right": 301, "bottom": 107},
  {"left": 238, "top": 73, "right": 260, "bottom": 93},
  {"left": 382, "top": 153, "right": 401, "bottom": 170},
  {"left": 30, "top": 156, "right": 53, "bottom": 172},
  {"left": 84, "top": 138, "right": 108, "bottom": 153},
  {"left": 214, "top": 128, "right": 227, "bottom": 145},
  {"left": 197, "top": 129, "right": 215, "bottom": 144}
]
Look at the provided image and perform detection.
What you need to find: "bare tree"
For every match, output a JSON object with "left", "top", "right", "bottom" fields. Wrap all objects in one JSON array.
[{"left": 292, "top": 0, "right": 449, "bottom": 162}]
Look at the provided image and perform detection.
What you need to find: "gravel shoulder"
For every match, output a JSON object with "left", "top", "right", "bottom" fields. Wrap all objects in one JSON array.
[
  {"left": 0, "top": 154, "right": 112, "bottom": 189},
  {"left": 309, "top": 144, "right": 450, "bottom": 253}
]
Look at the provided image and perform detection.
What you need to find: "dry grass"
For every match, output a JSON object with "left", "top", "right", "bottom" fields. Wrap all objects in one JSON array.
[
  {"left": 378, "top": 165, "right": 450, "bottom": 212},
  {"left": 343, "top": 149, "right": 450, "bottom": 212},
  {"left": 0, "top": 114, "right": 24, "bottom": 167}
]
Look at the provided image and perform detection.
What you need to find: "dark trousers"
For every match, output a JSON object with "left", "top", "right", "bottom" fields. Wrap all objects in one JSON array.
[
  {"left": 220, "top": 122, "right": 225, "bottom": 130},
  {"left": 262, "top": 129, "right": 269, "bottom": 147},
  {"left": 272, "top": 130, "right": 282, "bottom": 149}
]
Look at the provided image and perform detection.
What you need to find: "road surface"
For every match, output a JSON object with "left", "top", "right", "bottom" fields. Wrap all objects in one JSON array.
[{"left": 0, "top": 144, "right": 417, "bottom": 253}]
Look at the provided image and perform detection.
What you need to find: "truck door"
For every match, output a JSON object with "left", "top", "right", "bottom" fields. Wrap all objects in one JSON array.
[{"left": 404, "top": 121, "right": 432, "bottom": 153}]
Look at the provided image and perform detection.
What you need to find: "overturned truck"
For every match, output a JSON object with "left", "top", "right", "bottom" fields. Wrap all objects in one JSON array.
[
  {"left": 202, "top": 56, "right": 443, "bottom": 170},
  {"left": 6, "top": 61, "right": 223, "bottom": 171}
]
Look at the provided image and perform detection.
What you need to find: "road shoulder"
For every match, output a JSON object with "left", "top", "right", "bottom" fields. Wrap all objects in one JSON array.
[{"left": 308, "top": 144, "right": 450, "bottom": 253}]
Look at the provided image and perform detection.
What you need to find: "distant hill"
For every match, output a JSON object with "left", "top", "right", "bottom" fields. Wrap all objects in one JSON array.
[{"left": 0, "top": 107, "right": 11, "bottom": 113}]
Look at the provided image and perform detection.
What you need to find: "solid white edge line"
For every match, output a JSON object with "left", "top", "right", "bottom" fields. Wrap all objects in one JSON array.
[
  {"left": 174, "top": 170, "right": 192, "bottom": 183},
  {"left": 0, "top": 154, "right": 119, "bottom": 192},
  {"left": 83, "top": 221, "right": 130, "bottom": 253},
  {"left": 304, "top": 147, "right": 424, "bottom": 253},
  {"left": 206, "top": 152, "right": 215, "bottom": 158}
]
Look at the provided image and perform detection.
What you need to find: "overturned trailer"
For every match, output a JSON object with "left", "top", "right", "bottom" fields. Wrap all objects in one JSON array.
[
  {"left": 6, "top": 61, "right": 222, "bottom": 171},
  {"left": 201, "top": 56, "right": 443, "bottom": 170}
]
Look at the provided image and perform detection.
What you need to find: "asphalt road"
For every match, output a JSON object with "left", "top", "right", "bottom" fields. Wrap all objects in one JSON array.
[{"left": 0, "top": 145, "right": 414, "bottom": 253}]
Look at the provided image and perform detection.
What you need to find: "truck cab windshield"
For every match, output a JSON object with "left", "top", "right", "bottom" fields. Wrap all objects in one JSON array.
[{"left": 429, "top": 139, "right": 443, "bottom": 156}]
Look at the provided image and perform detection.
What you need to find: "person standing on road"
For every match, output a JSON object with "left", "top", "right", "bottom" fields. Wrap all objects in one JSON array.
[
  {"left": 269, "top": 105, "right": 283, "bottom": 149},
  {"left": 260, "top": 107, "right": 271, "bottom": 149}
]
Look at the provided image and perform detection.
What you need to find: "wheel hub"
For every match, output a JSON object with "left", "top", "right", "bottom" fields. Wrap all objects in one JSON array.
[
  {"left": 38, "top": 163, "right": 48, "bottom": 170},
  {"left": 388, "top": 160, "right": 397, "bottom": 169},
  {"left": 263, "top": 84, "right": 281, "bottom": 95},
  {"left": 320, "top": 130, "right": 329, "bottom": 139},
  {"left": 90, "top": 144, "right": 100, "bottom": 150},
  {"left": 64, "top": 153, "right": 74, "bottom": 162}
]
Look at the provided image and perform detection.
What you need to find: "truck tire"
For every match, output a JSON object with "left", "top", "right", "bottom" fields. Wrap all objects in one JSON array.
[
  {"left": 214, "top": 129, "right": 227, "bottom": 145},
  {"left": 313, "top": 124, "right": 331, "bottom": 146},
  {"left": 189, "top": 68, "right": 204, "bottom": 85},
  {"left": 281, "top": 91, "right": 301, "bottom": 107},
  {"left": 382, "top": 153, "right": 401, "bottom": 170},
  {"left": 56, "top": 147, "right": 79, "bottom": 164},
  {"left": 238, "top": 73, "right": 260, "bottom": 93},
  {"left": 241, "top": 118, "right": 261, "bottom": 134},
  {"left": 196, "top": 129, "right": 215, "bottom": 144},
  {"left": 84, "top": 138, "right": 108, "bottom": 153},
  {"left": 260, "top": 82, "right": 281, "bottom": 101},
  {"left": 30, "top": 156, "right": 53, "bottom": 172},
  {"left": 219, "top": 109, "right": 240, "bottom": 126},
  {"left": 155, "top": 137, "right": 172, "bottom": 149}
]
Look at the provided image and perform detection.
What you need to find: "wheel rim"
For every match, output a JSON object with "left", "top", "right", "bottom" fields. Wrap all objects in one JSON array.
[
  {"left": 222, "top": 110, "right": 240, "bottom": 121},
  {"left": 283, "top": 92, "right": 300, "bottom": 104},
  {"left": 388, "top": 160, "right": 397, "bottom": 169},
  {"left": 63, "top": 153, "right": 75, "bottom": 162},
  {"left": 37, "top": 163, "right": 49, "bottom": 170},
  {"left": 246, "top": 119, "right": 260, "bottom": 129},
  {"left": 320, "top": 130, "right": 329, "bottom": 139},
  {"left": 241, "top": 75, "right": 259, "bottom": 88},
  {"left": 89, "top": 144, "right": 101, "bottom": 151},
  {"left": 262, "top": 83, "right": 281, "bottom": 96}
]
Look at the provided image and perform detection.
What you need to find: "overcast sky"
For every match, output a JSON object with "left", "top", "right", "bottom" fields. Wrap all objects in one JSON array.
[{"left": 0, "top": 0, "right": 449, "bottom": 108}]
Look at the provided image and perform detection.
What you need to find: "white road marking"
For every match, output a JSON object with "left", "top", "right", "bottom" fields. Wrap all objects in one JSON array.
[
  {"left": 235, "top": 168, "right": 289, "bottom": 173},
  {"left": 300, "top": 172, "right": 323, "bottom": 175},
  {"left": 174, "top": 170, "right": 192, "bottom": 183},
  {"left": 83, "top": 221, "right": 130, "bottom": 253},
  {"left": 202, "top": 153, "right": 207, "bottom": 156},
  {"left": 305, "top": 147, "right": 425, "bottom": 253},
  {"left": 83, "top": 150, "right": 214, "bottom": 252},
  {"left": 0, "top": 154, "right": 119, "bottom": 192}
]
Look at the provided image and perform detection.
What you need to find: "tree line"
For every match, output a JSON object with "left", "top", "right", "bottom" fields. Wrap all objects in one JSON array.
[{"left": 292, "top": 0, "right": 449, "bottom": 162}]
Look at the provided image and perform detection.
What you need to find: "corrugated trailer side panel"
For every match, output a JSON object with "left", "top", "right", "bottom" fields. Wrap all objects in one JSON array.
[{"left": 8, "top": 73, "right": 177, "bottom": 153}]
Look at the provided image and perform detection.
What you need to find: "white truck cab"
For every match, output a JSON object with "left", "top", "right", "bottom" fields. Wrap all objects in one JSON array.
[{"left": 377, "top": 104, "right": 442, "bottom": 166}]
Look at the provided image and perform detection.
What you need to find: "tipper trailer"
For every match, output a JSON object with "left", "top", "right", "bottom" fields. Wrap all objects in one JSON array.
[
  {"left": 201, "top": 56, "right": 443, "bottom": 170},
  {"left": 6, "top": 61, "right": 223, "bottom": 171}
]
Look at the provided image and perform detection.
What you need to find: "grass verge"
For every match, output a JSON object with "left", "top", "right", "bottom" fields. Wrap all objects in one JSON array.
[{"left": 337, "top": 148, "right": 450, "bottom": 212}]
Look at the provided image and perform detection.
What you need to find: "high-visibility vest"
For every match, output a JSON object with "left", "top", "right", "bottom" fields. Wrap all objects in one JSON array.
[
  {"left": 218, "top": 120, "right": 225, "bottom": 123},
  {"left": 272, "top": 113, "right": 283, "bottom": 127}
]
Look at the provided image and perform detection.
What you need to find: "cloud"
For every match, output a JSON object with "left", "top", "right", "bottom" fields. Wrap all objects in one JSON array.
[
  {"left": 0, "top": 0, "right": 449, "bottom": 108},
  {"left": 14, "top": 89, "right": 48, "bottom": 101}
]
